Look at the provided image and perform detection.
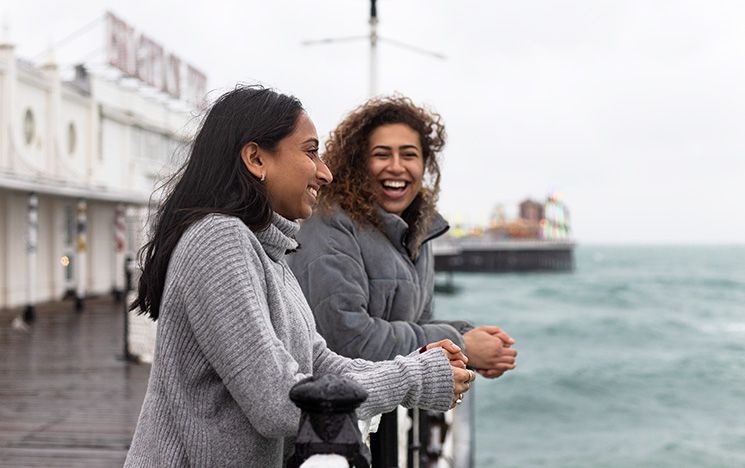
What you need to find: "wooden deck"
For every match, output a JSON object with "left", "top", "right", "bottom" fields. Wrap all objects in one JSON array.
[{"left": 0, "top": 298, "right": 150, "bottom": 467}]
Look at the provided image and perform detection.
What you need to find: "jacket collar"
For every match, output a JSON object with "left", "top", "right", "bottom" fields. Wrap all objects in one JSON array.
[
  {"left": 377, "top": 207, "right": 449, "bottom": 257},
  {"left": 255, "top": 213, "right": 300, "bottom": 261}
]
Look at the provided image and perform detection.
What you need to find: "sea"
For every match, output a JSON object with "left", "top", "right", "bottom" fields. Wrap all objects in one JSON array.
[{"left": 433, "top": 245, "right": 745, "bottom": 468}]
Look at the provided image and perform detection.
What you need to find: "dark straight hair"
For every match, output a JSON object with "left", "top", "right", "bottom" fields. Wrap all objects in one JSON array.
[{"left": 131, "top": 85, "right": 304, "bottom": 320}]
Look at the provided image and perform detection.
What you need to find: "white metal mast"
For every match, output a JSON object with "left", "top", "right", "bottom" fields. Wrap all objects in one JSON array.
[{"left": 302, "top": 0, "right": 445, "bottom": 97}]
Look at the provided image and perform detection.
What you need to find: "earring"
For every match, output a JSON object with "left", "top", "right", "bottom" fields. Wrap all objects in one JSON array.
[{"left": 260, "top": 173, "right": 266, "bottom": 182}]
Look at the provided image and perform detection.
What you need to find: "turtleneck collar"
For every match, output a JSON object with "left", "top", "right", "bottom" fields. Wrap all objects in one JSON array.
[{"left": 255, "top": 212, "right": 300, "bottom": 261}]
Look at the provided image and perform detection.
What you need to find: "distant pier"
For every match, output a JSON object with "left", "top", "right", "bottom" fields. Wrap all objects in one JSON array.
[{"left": 433, "top": 239, "right": 575, "bottom": 273}]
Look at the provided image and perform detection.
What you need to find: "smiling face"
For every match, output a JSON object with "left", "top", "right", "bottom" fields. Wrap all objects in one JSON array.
[
  {"left": 366, "top": 123, "right": 424, "bottom": 216},
  {"left": 260, "top": 112, "right": 333, "bottom": 220}
]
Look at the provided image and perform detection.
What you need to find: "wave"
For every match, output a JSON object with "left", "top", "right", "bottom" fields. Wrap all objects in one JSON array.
[{"left": 694, "top": 322, "right": 745, "bottom": 334}]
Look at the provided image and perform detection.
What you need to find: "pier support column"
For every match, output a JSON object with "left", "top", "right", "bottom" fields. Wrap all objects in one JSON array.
[
  {"left": 23, "top": 193, "right": 38, "bottom": 323},
  {"left": 74, "top": 200, "right": 87, "bottom": 312}
]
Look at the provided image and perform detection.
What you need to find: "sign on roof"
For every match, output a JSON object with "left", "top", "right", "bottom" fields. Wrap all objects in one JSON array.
[{"left": 105, "top": 11, "right": 207, "bottom": 108}]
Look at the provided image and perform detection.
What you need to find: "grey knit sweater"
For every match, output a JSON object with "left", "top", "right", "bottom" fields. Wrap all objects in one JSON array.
[{"left": 124, "top": 214, "right": 454, "bottom": 467}]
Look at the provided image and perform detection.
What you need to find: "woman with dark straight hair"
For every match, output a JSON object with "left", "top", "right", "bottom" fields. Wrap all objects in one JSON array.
[{"left": 124, "top": 85, "right": 474, "bottom": 468}]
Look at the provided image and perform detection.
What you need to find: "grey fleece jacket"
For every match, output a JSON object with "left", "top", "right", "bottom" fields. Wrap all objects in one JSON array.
[
  {"left": 287, "top": 207, "right": 473, "bottom": 362},
  {"left": 124, "top": 214, "right": 454, "bottom": 468}
]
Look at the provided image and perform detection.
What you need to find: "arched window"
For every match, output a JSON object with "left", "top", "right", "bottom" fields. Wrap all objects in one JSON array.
[{"left": 23, "top": 108, "right": 35, "bottom": 145}]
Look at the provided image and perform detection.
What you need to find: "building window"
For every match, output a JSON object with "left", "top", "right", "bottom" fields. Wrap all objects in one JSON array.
[
  {"left": 131, "top": 125, "right": 176, "bottom": 163},
  {"left": 67, "top": 122, "right": 77, "bottom": 156},
  {"left": 23, "top": 108, "right": 35, "bottom": 145}
]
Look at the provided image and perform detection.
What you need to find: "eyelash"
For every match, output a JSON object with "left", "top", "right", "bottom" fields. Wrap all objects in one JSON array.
[{"left": 307, "top": 148, "right": 319, "bottom": 158}]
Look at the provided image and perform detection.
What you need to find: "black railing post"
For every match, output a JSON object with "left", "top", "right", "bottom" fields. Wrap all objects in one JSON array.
[
  {"left": 121, "top": 255, "right": 137, "bottom": 362},
  {"left": 287, "top": 374, "right": 371, "bottom": 468},
  {"left": 370, "top": 411, "right": 398, "bottom": 467}
]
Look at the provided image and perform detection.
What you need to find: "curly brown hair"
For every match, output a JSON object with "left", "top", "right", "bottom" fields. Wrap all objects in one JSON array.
[{"left": 320, "top": 95, "right": 446, "bottom": 258}]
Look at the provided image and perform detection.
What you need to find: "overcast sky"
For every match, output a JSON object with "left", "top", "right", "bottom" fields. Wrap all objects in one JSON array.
[{"left": 5, "top": 0, "right": 744, "bottom": 243}]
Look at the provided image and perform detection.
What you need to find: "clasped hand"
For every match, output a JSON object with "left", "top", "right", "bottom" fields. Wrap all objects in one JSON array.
[
  {"left": 424, "top": 339, "right": 476, "bottom": 408},
  {"left": 462, "top": 325, "right": 518, "bottom": 379}
]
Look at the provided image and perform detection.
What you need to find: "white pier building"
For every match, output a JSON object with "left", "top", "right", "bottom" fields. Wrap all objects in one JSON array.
[{"left": 0, "top": 12, "right": 204, "bottom": 317}]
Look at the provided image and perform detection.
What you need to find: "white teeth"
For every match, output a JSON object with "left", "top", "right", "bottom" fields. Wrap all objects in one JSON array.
[
  {"left": 308, "top": 187, "right": 318, "bottom": 198},
  {"left": 382, "top": 180, "right": 406, "bottom": 189}
]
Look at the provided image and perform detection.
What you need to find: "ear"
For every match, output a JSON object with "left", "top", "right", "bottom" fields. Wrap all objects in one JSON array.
[{"left": 240, "top": 142, "right": 264, "bottom": 179}]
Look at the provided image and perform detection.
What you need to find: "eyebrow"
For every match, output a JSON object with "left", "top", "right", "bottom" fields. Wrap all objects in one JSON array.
[
  {"left": 303, "top": 138, "right": 319, "bottom": 146},
  {"left": 371, "top": 145, "right": 420, "bottom": 151}
]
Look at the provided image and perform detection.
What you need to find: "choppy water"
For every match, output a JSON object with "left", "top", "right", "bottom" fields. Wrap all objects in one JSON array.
[{"left": 434, "top": 245, "right": 745, "bottom": 468}]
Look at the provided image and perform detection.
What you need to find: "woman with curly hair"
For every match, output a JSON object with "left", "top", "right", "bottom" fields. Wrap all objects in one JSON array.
[
  {"left": 289, "top": 95, "right": 517, "bottom": 375},
  {"left": 288, "top": 95, "right": 517, "bottom": 462}
]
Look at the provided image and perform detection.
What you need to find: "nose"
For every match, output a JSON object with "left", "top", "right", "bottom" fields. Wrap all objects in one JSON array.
[
  {"left": 316, "top": 159, "right": 333, "bottom": 185},
  {"left": 387, "top": 154, "right": 405, "bottom": 174}
]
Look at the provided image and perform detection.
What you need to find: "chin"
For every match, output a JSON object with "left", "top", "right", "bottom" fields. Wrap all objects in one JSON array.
[
  {"left": 381, "top": 202, "right": 405, "bottom": 216},
  {"left": 298, "top": 206, "right": 313, "bottom": 220}
]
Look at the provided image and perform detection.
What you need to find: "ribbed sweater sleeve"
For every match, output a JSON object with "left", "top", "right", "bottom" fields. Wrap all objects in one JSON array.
[
  {"left": 167, "top": 217, "right": 307, "bottom": 438},
  {"left": 310, "top": 331, "right": 455, "bottom": 417}
]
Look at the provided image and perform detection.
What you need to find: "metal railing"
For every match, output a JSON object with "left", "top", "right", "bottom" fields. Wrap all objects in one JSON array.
[
  {"left": 288, "top": 374, "right": 371, "bottom": 468},
  {"left": 290, "top": 377, "right": 475, "bottom": 468}
]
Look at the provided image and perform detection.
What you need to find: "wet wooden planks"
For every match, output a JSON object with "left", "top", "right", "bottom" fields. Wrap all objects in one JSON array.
[{"left": 0, "top": 298, "right": 150, "bottom": 467}]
